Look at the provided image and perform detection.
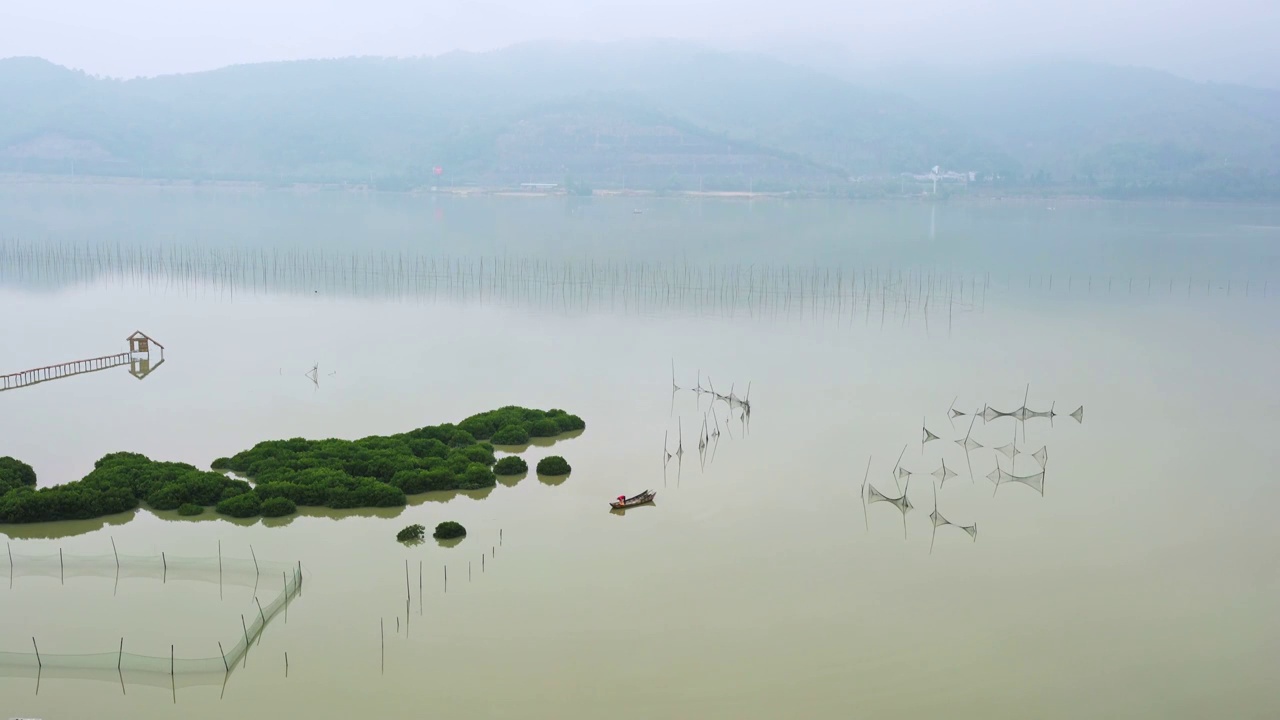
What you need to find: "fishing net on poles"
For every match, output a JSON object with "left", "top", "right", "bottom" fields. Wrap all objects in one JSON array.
[
  {"left": 981, "top": 405, "right": 1057, "bottom": 422},
  {"left": 931, "top": 460, "right": 958, "bottom": 486},
  {"left": 986, "top": 465, "right": 1046, "bottom": 495},
  {"left": 922, "top": 425, "right": 940, "bottom": 445},
  {"left": 994, "top": 442, "right": 1021, "bottom": 460},
  {"left": 929, "top": 484, "right": 977, "bottom": 553},
  {"left": 1031, "top": 446, "right": 1048, "bottom": 467},
  {"left": 866, "top": 484, "right": 912, "bottom": 512},
  {"left": 0, "top": 551, "right": 301, "bottom": 676},
  {"left": 0, "top": 240, "right": 986, "bottom": 328}
]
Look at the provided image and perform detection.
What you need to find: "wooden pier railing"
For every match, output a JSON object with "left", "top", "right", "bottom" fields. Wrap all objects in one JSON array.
[
  {"left": 1, "top": 353, "right": 134, "bottom": 392},
  {"left": 1, "top": 332, "right": 164, "bottom": 393}
]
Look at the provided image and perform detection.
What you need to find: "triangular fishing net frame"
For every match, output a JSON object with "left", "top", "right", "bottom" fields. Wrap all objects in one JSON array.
[
  {"left": 890, "top": 445, "right": 911, "bottom": 491},
  {"left": 994, "top": 442, "right": 1021, "bottom": 460},
  {"left": 953, "top": 413, "right": 982, "bottom": 482},
  {"left": 988, "top": 455, "right": 1046, "bottom": 496},
  {"left": 1031, "top": 446, "right": 1048, "bottom": 468},
  {"left": 921, "top": 417, "right": 940, "bottom": 449},
  {"left": 929, "top": 483, "right": 977, "bottom": 553},
  {"left": 866, "top": 475, "right": 913, "bottom": 539},
  {"left": 931, "top": 458, "right": 958, "bottom": 486}
]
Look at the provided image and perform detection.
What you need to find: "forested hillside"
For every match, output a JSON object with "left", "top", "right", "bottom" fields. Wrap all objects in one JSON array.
[
  {"left": 3, "top": 43, "right": 1278, "bottom": 198},
  {"left": 855, "top": 61, "right": 1280, "bottom": 197}
]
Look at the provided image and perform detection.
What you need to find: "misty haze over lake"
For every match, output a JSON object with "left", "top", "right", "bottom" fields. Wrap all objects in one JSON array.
[{"left": 2, "top": 3, "right": 1279, "bottom": 718}]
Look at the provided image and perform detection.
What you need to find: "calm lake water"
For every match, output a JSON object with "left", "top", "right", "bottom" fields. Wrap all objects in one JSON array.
[{"left": 1, "top": 184, "right": 1278, "bottom": 719}]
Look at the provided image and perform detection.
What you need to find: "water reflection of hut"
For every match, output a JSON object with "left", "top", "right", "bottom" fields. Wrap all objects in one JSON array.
[{"left": 126, "top": 331, "right": 165, "bottom": 380}]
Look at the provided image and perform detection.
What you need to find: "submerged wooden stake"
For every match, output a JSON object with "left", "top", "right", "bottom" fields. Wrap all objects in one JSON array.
[
  {"left": 111, "top": 537, "right": 120, "bottom": 568},
  {"left": 32, "top": 637, "right": 41, "bottom": 668},
  {"left": 285, "top": 651, "right": 289, "bottom": 678},
  {"left": 250, "top": 545, "right": 259, "bottom": 576},
  {"left": 118, "top": 637, "right": 124, "bottom": 670},
  {"left": 255, "top": 597, "right": 267, "bottom": 637},
  {"left": 60, "top": 548, "right": 64, "bottom": 584},
  {"left": 218, "top": 641, "right": 228, "bottom": 672}
]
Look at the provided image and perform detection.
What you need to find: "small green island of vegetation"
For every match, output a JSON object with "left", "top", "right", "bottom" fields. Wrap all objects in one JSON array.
[
  {"left": 536, "top": 456, "right": 572, "bottom": 476},
  {"left": 433, "top": 521, "right": 466, "bottom": 540},
  {"left": 493, "top": 456, "right": 528, "bottom": 475},
  {"left": 0, "top": 407, "right": 583, "bottom": 524},
  {"left": 397, "top": 524, "right": 426, "bottom": 542}
]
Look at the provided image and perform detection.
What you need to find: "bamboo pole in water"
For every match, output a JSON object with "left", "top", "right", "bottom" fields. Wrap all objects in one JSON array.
[{"left": 240, "top": 615, "right": 250, "bottom": 666}]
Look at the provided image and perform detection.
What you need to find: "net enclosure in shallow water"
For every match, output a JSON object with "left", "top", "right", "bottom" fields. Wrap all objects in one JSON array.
[{"left": 0, "top": 550, "right": 301, "bottom": 676}]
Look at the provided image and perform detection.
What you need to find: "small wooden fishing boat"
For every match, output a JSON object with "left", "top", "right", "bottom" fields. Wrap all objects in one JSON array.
[{"left": 610, "top": 490, "right": 656, "bottom": 509}]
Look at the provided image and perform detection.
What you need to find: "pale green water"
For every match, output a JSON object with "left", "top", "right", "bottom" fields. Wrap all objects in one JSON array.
[{"left": 1, "top": 187, "right": 1278, "bottom": 719}]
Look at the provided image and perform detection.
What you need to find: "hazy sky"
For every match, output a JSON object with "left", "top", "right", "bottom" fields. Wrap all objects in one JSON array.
[{"left": 3, "top": 0, "right": 1278, "bottom": 85}]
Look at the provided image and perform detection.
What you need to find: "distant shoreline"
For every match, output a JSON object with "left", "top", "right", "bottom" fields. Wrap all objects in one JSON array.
[{"left": 0, "top": 172, "right": 1267, "bottom": 206}]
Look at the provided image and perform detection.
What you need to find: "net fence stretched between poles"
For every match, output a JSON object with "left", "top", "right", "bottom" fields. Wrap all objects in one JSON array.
[
  {"left": 0, "top": 549, "right": 302, "bottom": 676},
  {"left": 0, "top": 239, "right": 988, "bottom": 325}
]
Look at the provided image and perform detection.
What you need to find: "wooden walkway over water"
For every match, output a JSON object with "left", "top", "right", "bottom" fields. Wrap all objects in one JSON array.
[
  {"left": 1, "top": 353, "right": 134, "bottom": 392},
  {"left": 0, "top": 331, "right": 164, "bottom": 393}
]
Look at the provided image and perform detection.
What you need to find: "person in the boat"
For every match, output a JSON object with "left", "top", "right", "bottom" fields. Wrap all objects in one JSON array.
[{"left": 617, "top": 495, "right": 626, "bottom": 505}]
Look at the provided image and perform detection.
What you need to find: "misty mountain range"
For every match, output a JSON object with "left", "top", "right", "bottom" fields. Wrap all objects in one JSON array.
[{"left": 3, "top": 40, "right": 1279, "bottom": 198}]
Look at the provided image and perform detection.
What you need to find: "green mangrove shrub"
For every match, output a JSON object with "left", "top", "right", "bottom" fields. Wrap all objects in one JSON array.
[
  {"left": 458, "top": 407, "right": 585, "bottom": 442},
  {"left": 177, "top": 503, "right": 204, "bottom": 516},
  {"left": 493, "top": 456, "right": 528, "bottom": 475},
  {"left": 529, "top": 418, "right": 562, "bottom": 438},
  {"left": 0, "top": 457, "right": 37, "bottom": 493},
  {"left": 536, "top": 456, "right": 571, "bottom": 475},
  {"left": 491, "top": 424, "right": 530, "bottom": 445},
  {"left": 397, "top": 524, "right": 425, "bottom": 542},
  {"left": 433, "top": 521, "right": 466, "bottom": 539},
  {"left": 216, "top": 492, "right": 262, "bottom": 518},
  {"left": 260, "top": 496, "right": 297, "bottom": 517}
]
